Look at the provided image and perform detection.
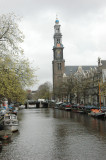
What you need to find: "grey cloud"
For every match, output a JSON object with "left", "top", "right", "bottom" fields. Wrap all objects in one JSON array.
[{"left": 0, "top": 0, "right": 106, "bottom": 89}]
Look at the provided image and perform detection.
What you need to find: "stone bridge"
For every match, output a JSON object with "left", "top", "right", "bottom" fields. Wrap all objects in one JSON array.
[{"left": 25, "top": 100, "right": 48, "bottom": 109}]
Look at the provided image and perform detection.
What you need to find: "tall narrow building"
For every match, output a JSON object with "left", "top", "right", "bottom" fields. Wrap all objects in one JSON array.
[{"left": 52, "top": 17, "right": 65, "bottom": 97}]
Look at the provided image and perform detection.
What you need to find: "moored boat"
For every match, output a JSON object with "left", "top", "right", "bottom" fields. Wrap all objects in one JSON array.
[
  {"left": 89, "top": 109, "right": 105, "bottom": 118},
  {"left": 77, "top": 104, "right": 85, "bottom": 113},
  {"left": 89, "top": 82, "right": 105, "bottom": 119},
  {"left": 65, "top": 103, "right": 72, "bottom": 111},
  {"left": 0, "top": 130, "right": 12, "bottom": 140},
  {"left": 84, "top": 105, "right": 98, "bottom": 114},
  {"left": 0, "top": 141, "right": 2, "bottom": 150},
  {"left": 71, "top": 104, "right": 79, "bottom": 112},
  {"left": 3, "top": 114, "right": 19, "bottom": 132},
  {"left": 54, "top": 102, "right": 63, "bottom": 109}
]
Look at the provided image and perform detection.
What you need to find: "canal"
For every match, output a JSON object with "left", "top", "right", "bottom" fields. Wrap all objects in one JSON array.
[{"left": 0, "top": 108, "right": 106, "bottom": 160}]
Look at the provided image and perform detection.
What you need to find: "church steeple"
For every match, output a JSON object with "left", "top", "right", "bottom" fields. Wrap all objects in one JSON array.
[
  {"left": 53, "top": 16, "right": 63, "bottom": 49},
  {"left": 53, "top": 17, "right": 64, "bottom": 61},
  {"left": 55, "top": 15, "right": 59, "bottom": 24},
  {"left": 52, "top": 17, "right": 65, "bottom": 99}
]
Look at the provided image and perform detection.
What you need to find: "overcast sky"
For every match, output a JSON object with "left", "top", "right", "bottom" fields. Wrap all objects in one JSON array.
[{"left": 0, "top": 0, "right": 106, "bottom": 90}]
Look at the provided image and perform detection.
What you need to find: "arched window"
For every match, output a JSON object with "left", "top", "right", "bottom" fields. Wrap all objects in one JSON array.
[
  {"left": 57, "top": 39, "right": 60, "bottom": 43},
  {"left": 57, "top": 63, "right": 61, "bottom": 70}
]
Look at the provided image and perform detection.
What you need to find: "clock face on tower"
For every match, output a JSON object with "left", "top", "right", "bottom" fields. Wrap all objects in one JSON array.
[{"left": 56, "top": 49, "right": 61, "bottom": 59}]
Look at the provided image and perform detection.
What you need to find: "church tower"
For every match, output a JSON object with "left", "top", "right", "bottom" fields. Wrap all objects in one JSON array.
[{"left": 52, "top": 17, "right": 65, "bottom": 97}]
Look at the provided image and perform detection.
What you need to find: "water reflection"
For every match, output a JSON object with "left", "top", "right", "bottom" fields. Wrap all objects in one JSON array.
[
  {"left": 53, "top": 109, "right": 106, "bottom": 139},
  {"left": 0, "top": 108, "right": 106, "bottom": 160},
  {"left": 52, "top": 109, "right": 106, "bottom": 160}
]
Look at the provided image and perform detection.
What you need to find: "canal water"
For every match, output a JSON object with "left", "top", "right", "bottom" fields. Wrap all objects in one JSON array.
[{"left": 0, "top": 108, "right": 106, "bottom": 160}]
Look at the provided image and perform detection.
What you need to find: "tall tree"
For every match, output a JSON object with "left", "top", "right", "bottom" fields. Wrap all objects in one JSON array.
[
  {"left": 0, "top": 13, "right": 36, "bottom": 104},
  {"left": 0, "top": 13, "right": 24, "bottom": 56},
  {"left": 34, "top": 82, "right": 52, "bottom": 100}
]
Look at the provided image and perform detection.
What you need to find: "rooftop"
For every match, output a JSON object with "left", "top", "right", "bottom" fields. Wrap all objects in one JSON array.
[{"left": 65, "top": 65, "right": 97, "bottom": 76}]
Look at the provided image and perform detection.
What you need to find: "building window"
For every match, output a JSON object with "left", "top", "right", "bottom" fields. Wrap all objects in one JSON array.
[
  {"left": 56, "top": 28, "right": 60, "bottom": 33},
  {"left": 57, "top": 39, "right": 60, "bottom": 43},
  {"left": 57, "top": 63, "right": 61, "bottom": 70}
]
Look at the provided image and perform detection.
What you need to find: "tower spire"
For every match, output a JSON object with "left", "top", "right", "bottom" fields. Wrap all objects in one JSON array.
[
  {"left": 56, "top": 14, "right": 58, "bottom": 20},
  {"left": 55, "top": 15, "right": 59, "bottom": 24},
  {"left": 52, "top": 18, "right": 65, "bottom": 99}
]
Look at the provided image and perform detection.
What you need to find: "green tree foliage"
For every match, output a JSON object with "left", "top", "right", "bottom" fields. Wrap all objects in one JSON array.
[
  {"left": 0, "top": 13, "right": 36, "bottom": 104},
  {"left": 0, "top": 56, "right": 26, "bottom": 103},
  {"left": 34, "top": 82, "right": 52, "bottom": 100}
]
